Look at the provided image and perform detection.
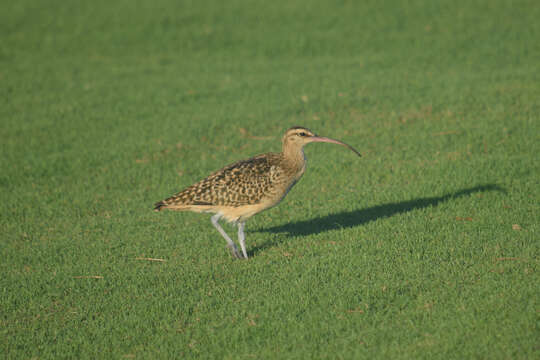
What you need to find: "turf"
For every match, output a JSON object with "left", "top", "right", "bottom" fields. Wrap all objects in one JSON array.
[{"left": 1, "top": 0, "right": 539, "bottom": 358}]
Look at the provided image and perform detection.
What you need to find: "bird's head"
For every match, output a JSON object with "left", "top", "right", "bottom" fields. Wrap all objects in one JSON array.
[{"left": 282, "top": 126, "right": 361, "bottom": 157}]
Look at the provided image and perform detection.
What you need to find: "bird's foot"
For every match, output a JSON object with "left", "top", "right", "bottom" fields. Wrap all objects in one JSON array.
[{"left": 226, "top": 244, "right": 244, "bottom": 259}]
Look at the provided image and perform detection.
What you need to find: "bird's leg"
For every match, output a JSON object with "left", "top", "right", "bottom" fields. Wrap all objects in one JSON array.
[
  {"left": 237, "top": 222, "right": 248, "bottom": 259},
  {"left": 211, "top": 214, "right": 242, "bottom": 259}
]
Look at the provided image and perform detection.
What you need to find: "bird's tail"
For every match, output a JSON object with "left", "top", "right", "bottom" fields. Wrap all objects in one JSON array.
[
  {"left": 153, "top": 201, "right": 168, "bottom": 211},
  {"left": 153, "top": 195, "right": 186, "bottom": 211},
  {"left": 154, "top": 191, "right": 209, "bottom": 212}
]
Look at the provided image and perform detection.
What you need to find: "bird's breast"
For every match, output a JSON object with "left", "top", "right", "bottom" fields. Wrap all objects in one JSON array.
[{"left": 264, "top": 158, "right": 306, "bottom": 206}]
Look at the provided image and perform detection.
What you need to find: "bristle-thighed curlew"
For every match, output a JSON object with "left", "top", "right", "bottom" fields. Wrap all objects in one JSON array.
[{"left": 154, "top": 126, "right": 361, "bottom": 259}]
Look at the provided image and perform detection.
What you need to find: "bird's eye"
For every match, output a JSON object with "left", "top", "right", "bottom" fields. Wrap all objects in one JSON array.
[{"left": 298, "top": 132, "right": 307, "bottom": 137}]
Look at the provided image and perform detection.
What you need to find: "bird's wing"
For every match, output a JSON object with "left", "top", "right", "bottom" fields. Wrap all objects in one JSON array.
[{"left": 156, "top": 154, "right": 281, "bottom": 208}]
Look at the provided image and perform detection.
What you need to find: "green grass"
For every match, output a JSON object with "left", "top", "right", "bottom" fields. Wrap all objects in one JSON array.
[{"left": 1, "top": 0, "right": 539, "bottom": 358}]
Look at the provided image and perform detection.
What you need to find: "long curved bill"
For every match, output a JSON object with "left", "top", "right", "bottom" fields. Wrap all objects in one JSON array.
[{"left": 310, "top": 136, "right": 362, "bottom": 157}]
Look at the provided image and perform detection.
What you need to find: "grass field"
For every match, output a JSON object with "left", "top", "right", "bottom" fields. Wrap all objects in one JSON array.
[{"left": 1, "top": 0, "right": 539, "bottom": 358}]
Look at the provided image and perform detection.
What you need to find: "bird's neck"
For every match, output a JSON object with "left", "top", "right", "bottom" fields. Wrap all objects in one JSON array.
[{"left": 281, "top": 143, "right": 307, "bottom": 172}]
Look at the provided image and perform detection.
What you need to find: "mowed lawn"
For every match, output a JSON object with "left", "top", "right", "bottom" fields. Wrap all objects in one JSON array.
[{"left": 1, "top": 0, "right": 538, "bottom": 358}]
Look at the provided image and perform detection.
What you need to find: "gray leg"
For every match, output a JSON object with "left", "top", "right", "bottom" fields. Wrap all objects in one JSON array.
[
  {"left": 211, "top": 214, "right": 241, "bottom": 259},
  {"left": 237, "top": 222, "right": 248, "bottom": 259}
]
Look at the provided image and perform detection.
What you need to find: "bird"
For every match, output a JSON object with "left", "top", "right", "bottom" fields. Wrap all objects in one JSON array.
[{"left": 154, "top": 126, "right": 361, "bottom": 259}]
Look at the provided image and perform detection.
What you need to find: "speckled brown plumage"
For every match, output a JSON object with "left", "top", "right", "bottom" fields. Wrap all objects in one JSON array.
[
  {"left": 158, "top": 154, "right": 277, "bottom": 205},
  {"left": 154, "top": 152, "right": 304, "bottom": 222},
  {"left": 154, "top": 126, "right": 360, "bottom": 259}
]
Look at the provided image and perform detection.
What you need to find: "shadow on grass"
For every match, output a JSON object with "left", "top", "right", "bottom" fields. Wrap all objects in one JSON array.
[{"left": 252, "top": 184, "right": 504, "bottom": 255}]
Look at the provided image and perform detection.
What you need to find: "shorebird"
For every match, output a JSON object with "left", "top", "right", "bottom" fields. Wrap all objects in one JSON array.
[{"left": 154, "top": 126, "right": 361, "bottom": 259}]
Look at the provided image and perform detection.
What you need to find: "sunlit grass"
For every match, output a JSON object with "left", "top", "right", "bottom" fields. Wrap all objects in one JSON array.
[{"left": 1, "top": 0, "right": 538, "bottom": 358}]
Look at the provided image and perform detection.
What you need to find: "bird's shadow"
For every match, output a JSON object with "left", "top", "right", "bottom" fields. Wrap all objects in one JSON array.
[{"left": 251, "top": 184, "right": 505, "bottom": 255}]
